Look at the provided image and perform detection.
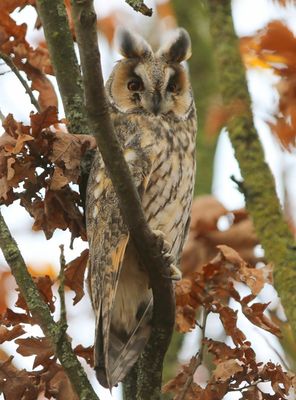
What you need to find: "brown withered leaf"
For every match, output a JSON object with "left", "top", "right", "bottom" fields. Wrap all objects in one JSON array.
[
  {"left": 217, "top": 244, "right": 272, "bottom": 295},
  {"left": 44, "top": 363, "right": 79, "bottom": 400},
  {"left": 65, "top": 249, "right": 89, "bottom": 304},
  {"left": 15, "top": 336, "right": 54, "bottom": 369},
  {"left": 50, "top": 166, "right": 70, "bottom": 190},
  {"left": 74, "top": 344, "right": 94, "bottom": 367},
  {"left": 241, "top": 298, "right": 281, "bottom": 336},
  {"left": 30, "top": 106, "right": 58, "bottom": 137},
  {"left": 0, "top": 325, "right": 25, "bottom": 344},
  {"left": 175, "top": 305, "right": 196, "bottom": 333},
  {"left": 205, "top": 339, "right": 239, "bottom": 363},
  {"left": 23, "top": 188, "right": 86, "bottom": 242},
  {"left": 2, "top": 308, "right": 34, "bottom": 325},
  {"left": 16, "top": 275, "right": 55, "bottom": 313},
  {"left": 30, "top": 69, "right": 58, "bottom": 111},
  {"left": 0, "top": 356, "right": 39, "bottom": 400},
  {"left": 162, "top": 357, "right": 204, "bottom": 399},
  {"left": 217, "top": 305, "right": 246, "bottom": 346},
  {"left": 260, "top": 362, "right": 291, "bottom": 397},
  {"left": 181, "top": 196, "right": 261, "bottom": 276},
  {"left": 50, "top": 131, "right": 96, "bottom": 185},
  {"left": 212, "top": 359, "right": 243, "bottom": 382}
]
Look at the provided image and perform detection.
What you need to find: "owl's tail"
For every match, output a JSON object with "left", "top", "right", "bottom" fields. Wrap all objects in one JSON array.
[{"left": 95, "top": 298, "right": 153, "bottom": 389}]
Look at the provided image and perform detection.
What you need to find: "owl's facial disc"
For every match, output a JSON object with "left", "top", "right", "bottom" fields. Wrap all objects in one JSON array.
[{"left": 125, "top": 62, "right": 191, "bottom": 117}]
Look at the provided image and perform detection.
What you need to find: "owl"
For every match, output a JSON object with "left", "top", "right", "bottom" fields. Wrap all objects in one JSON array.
[{"left": 86, "top": 27, "right": 197, "bottom": 389}]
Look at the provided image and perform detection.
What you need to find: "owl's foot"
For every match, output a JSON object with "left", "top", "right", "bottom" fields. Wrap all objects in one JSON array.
[{"left": 152, "top": 230, "right": 182, "bottom": 281}]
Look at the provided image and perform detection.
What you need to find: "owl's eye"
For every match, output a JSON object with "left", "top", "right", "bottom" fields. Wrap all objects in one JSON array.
[
  {"left": 167, "top": 81, "right": 178, "bottom": 93},
  {"left": 127, "top": 79, "right": 143, "bottom": 91}
]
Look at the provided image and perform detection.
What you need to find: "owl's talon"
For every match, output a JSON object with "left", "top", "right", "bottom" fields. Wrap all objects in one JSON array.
[{"left": 169, "top": 264, "right": 182, "bottom": 281}]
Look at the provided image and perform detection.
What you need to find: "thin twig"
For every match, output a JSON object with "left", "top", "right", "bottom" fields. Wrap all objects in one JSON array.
[
  {"left": 0, "top": 52, "right": 41, "bottom": 112},
  {"left": 125, "top": 0, "right": 153, "bottom": 16},
  {"left": 176, "top": 309, "right": 209, "bottom": 400},
  {"left": 0, "top": 209, "right": 99, "bottom": 400},
  {"left": 58, "top": 244, "right": 67, "bottom": 331}
]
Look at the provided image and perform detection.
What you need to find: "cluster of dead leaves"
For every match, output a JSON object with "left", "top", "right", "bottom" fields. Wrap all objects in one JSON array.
[
  {"left": 0, "top": 267, "right": 93, "bottom": 399},
  {"left": 0, "top": 0, "right": 58, "bottom": 110},
  {"left": 181, "top": 195, "right": 263, "bottom": 277},
  {"left": 240, "top": 20, "right": 296, "bottom": 149},
  {"left": 205, "top": 18, "right": 296, "bottom": 149},
  {"left": 0, "top": 107, "right": 96, "bottom": 243},
  {"left": 164, "top": 244, "right": 295, "bottom": 399}
]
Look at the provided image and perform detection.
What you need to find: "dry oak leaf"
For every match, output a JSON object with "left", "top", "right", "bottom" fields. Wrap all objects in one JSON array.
[
  {"left": 30, "top": 106, "right": 59, "bottom": 137},
  {"left": 0, "top": 325, "right": 25, "bottom": 344},
  {"left": 217, "top": 305, "right": 246, "bottom": 346},
  {"left": 46, "top": 366, "right": 79, "bottom": 400},
  {"left": 217, "top": 244, "right": 272, "bottom": 295},
  {"left": 212, "top": 359, "right": 243, "bottom": 382},
  {"left": 0, "top": 356, "right": 39, "bottom": 400},
  {"left": 15, "top": 336, "right": 54, "bottom": 369},
  {"left": 74, "top": 344, "right": 94, "bottom": 367},
  {"left": 241, "top": 297, "right": 281, "bottom": 336},
  {"left": 175, "top": 304, "right": 196, "bottom": 333},
  {"left": 162, "top": 357, "right": 204, "bottom": 399},
  {"left": 65, "top": 249, "right": 89, "bottom": 305},
  {"left": 260, "top": 362, "right": 291, "bottom": 398}
]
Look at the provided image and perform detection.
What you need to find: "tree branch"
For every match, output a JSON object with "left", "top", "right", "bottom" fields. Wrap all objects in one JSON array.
[
  {"left": 0, "top": 210, "right": 100, "bottom": 400},
  {"left": 0, "top": 52, "right": 41, "bottom": 113},
  {"left": 35, "top": 0, "right": 90, "bottom": 135},
  {"left": 207, "top": 0, "right": 296, "bottom": 337},
  {"left": 125, "top": 0, "right": 153, "bottom": 16},
  {"left": 70, "top": 0, "right": 175, "bottom": 398}
]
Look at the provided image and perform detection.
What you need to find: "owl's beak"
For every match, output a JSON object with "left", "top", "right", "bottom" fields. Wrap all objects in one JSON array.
[{"left": 151, "top": 91, "right": 161, "bottom": 115}]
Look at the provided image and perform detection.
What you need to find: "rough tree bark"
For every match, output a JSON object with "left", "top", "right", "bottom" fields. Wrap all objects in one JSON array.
[
  {"left": 35, "top": 0, "right": 89, "bottom": 135},
  {"left": 207, "top": 0, "right": 296, "bottom": 337},
  {"left": 0, "top": 212, "right": 100, "bottom": 400}
]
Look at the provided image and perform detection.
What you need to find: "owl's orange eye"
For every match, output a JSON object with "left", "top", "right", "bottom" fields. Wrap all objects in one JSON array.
[
  {"left": 127, "top": 79, "right": 143, "bottom": 91},
  {"left": 167, "top": 81, "right": 177, "bottom": 93}
]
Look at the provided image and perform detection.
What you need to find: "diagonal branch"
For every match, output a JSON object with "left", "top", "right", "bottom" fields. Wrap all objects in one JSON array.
[
  {"left": 70, "top": 0, "right": 175, "bottom": 398},
  {"left": 0, "top": 210, "right": 100, "bottom": 400},
  {"left": 0, "top": 52, "right": 41, "bottom": 113},
  {"left": 125, "top": 0, "right": 153, "bottom": 16},
  {"left": 207, "top": 0, "right": 296, "bottom": 337}
]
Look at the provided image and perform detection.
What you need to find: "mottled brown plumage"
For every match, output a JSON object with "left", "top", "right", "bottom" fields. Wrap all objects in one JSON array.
[{"left": 86, "top": 28, "right": 197, "bottom": 389}]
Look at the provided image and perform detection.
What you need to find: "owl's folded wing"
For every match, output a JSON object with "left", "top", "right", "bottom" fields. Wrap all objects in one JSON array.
[{"left": 86, "top": 136, "right": 154, "bottom": 388}]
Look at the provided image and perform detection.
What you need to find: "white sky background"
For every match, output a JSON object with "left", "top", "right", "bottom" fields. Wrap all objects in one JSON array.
[{"left": 0, "top": 1, "right": 296, "bottom": 399}]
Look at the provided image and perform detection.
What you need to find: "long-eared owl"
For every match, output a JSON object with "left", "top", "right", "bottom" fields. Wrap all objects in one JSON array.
[{"left": 86, "top": 27, "right": 197, "bottom": 389}]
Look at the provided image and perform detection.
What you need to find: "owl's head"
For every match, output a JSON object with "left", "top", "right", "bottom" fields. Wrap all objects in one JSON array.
[{"left": 106, "top": 28, "right": 193, "bottom": 119}]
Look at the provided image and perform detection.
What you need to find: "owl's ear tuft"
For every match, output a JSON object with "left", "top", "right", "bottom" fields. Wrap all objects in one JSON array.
[
  {"left": 117, "top": 28, "right": 153, "bottom": 59},
  {"left": 157, "top": 28, "right": 192, "bottom": 63}
]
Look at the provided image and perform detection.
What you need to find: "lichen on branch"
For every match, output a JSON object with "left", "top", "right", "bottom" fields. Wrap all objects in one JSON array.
[
  {"left": 207, "top": 0, "right": 296, "bottom": 337},
  {"left": 0, "top": 210, "right": 99, "bottom": 400},
  {"left": 125, "top": 0, "right": 153, "bottom": 16}
]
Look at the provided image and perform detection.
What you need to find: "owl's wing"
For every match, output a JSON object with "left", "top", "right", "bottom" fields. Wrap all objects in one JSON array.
[{"left": 86, "top": 133, "right": 154, "bottom": 388}]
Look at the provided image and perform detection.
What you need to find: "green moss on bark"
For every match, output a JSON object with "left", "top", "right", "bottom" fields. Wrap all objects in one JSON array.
[
  {"left": 36, "top": 0, "right": 89, "bottom": 134},
  {"left": 207, "top": 0, "right": 296, "bottom": 336},
  {"left": 0, "top": 211, "right": 99, "bottom": 400}
]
